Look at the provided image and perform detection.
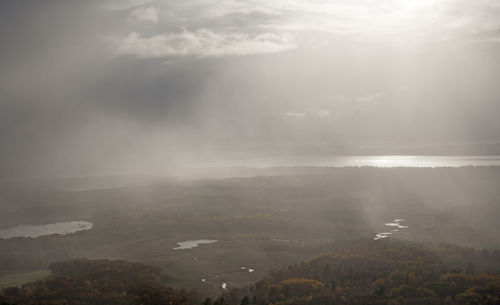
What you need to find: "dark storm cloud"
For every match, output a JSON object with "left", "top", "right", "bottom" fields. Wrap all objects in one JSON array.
[{"left": 1, "top": 0, "right": 500, "bottom": 178}]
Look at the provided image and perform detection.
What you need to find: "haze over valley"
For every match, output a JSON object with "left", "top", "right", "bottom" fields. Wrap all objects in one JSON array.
[{"left": 2, "top": 1, "right": 500, "bottom": 304}]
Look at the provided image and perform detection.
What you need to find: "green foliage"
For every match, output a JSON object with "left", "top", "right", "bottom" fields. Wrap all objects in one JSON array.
[
  {"left": 0, "top": 269, "right": 51, "bottom": 289},
  {"left": 1, "top": 241, "right": 500, "bottom": 305},
  {"left": 0, "top": 259, "right": 194, "bottom": 305},
  {"left": 240, "top": 295, "right": 250, "bottom": 305},
  {"left": 226, "top": 240, "right": 500, "bottom": 305}
]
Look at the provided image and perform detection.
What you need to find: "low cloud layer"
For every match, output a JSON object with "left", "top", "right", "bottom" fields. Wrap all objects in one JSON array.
[
  {"left": 129, "top": 6, "right": 159, "bottom": 23},
  {"left": 117, "top": 30, "right": 295, "bottom": 57}
]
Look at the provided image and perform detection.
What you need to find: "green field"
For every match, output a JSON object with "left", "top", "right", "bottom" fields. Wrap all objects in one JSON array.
[{"left": 0, "top": 270, "right": 52, "bottom": 289}]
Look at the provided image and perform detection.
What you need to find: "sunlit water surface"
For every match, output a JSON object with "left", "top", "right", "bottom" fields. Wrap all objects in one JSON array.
[
  {"left": 173, "top": 239, "right": 218, "bottom": 250},
  {"left": 0, "top": 221, "right": 93, "bottom": 239},
  {"left": 195, "top": 155, "right": 500, "bottom": 168},
  {"left": 374, "top": 219, "right": 408, "bottom": 240}
]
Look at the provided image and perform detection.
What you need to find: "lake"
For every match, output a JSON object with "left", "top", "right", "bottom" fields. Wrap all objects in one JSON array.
[
  {"left": 0, "top": 221, "right": 93, "bottom": 239},
  {"left": 194, "top": 155, "right": 500, "bottom": 168}
]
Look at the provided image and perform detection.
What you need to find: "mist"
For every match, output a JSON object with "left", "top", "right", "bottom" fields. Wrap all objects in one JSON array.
[
  {"left": 2, "top": 1, "right": 500, "bottom": 304},
  {"left": 2, "top": 0, "right": 500, "bottom": 179}
]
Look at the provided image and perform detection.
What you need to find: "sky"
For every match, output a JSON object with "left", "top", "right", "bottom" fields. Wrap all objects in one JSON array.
[{"left": 1, "top": 0, "right": 500, "bottom": 178}]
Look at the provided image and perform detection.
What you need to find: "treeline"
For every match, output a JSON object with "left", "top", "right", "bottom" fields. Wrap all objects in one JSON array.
[
  {"left": 2, "top": 241, "right": 500, "bottom": 305},
  {"left": 224, "top": 240, "right": 500, "bottom": 305},
  {"left": 0, "top": 258, "right": 195, "bottom": 305}
]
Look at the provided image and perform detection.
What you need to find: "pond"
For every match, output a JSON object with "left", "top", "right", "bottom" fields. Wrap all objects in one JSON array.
[
  {"left": 0, "top": 221, "right": 93, "bottom": 239},
  {"left": 374, "top": 219, "right": 408, "bottom": 240},
  {"left": 173, "top": 239, "right": 218, "bottom": 250}
]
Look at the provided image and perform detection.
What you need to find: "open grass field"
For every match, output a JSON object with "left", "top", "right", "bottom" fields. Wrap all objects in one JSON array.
[{"left": 0, "top": 270, "right": 51, "bottom": 289}]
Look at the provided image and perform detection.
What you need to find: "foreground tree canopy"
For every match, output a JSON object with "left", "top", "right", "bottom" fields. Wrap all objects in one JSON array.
[
  {"left": 226, "top": 240, "right": 500, "bottom": 305},
  {"left": 0, "top": 259, "right": 193, "bottom": 305},
  {"left": 1, "top": 240, "right": 500, "bottom": 305}
]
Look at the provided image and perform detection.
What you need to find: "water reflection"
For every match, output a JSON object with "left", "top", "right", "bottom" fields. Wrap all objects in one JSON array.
[
  {"left": 173, "top": 239, "right": 218, "bottom": 250},
  {"left": 0, "top": 221, "right": 93, "bottom": 239},
  {"left": 194, "top": 155, "right": 500, "bottom": 168},
  {"left": 374, "top": 219, "right": 408, "bottom": 240}
]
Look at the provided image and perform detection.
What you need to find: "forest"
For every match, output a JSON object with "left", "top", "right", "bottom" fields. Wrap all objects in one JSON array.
[
  {"left": 225, "top": 240, "right": 500, "bottom": 305},
  {"left": 2, "top": 167, "right": 500, "bottom": 303},
  {"left": 0, "top": 259, "right": 193, "bottom": 305},
  {"left": 2, "top": 240, "right": 500, "bottom": 305}
]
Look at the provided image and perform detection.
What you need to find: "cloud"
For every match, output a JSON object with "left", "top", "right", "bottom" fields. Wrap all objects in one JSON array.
[
  {"left": 265, "top": 0, "right": 500, "bottom": 41},
  {"left": 2, "top": 0, "right": 500, "bottom": 178},
  {"left": 103, "top": 0, "right": 155, "bottom": 10},
  {"left": 112, "top": 0, "right": 500, "bottom": 61},
  {"left": 165, "top": 0, "right": 500, "bottom": 43},
  {"left": 356, "top": 92, "right": 384, "bottom": 103},
  {"left": 130, "top": 5, "right": 159, "bottom": 23},
  {"left": 285, "top": 112, "right": 306, "bottom": 118},
  {"left": 117, "top": 29, "right": 295, "bottom": 58},
  {"left": 285, "top": 110, "right": 329, "bottom": 118}
]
